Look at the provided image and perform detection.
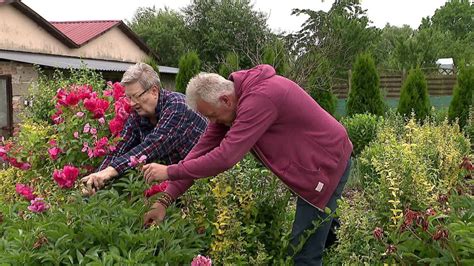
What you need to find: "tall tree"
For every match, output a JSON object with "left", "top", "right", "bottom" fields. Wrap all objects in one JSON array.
[
  {"left": 175, "top": 51, "right": 201, "bottom": 94},
  {"left": 430, "top": 0, "right": 473, "bottom": 40},
  {"left": 397, "top": 68, "right": 431, "bottom": 120},
  {"left": 218, "top": 52, "right": 240, "bottom": 78},
  {"left": 262, "top": 39, "right": 290, "bottom": 76},
  {"left": 290, "top": 0, "right": 380, "bottom": 79},
  {"left": 129, "top": 7, "right": 188, "bottom": 67},
  {"left": 346, "top": 53, "right": 385, "bottom": 116},
  {"left": 183, "top": 0, "right": 272, "bottom": 70},
  {"left": 448, "top": 64, "right": 474, "bottom": 128}
]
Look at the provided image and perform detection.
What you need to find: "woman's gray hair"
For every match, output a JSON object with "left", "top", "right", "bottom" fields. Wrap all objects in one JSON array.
[
  {"left": 186, "top": 73, "right": 235, "bottom": 110},
  {"left": 121, "top": 62, "right": 161, "bottom": 91}
]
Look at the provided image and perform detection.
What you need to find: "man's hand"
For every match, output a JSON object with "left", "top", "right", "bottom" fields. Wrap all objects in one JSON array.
[
  {"left": 142, "top": 163, "right": 169, "bottom": 184},
  {"left": 143, "top": 202, "right": 167, "bottom": 227},
  {"left": 81, "top": 167, "right": 118, "bottom": 196}
]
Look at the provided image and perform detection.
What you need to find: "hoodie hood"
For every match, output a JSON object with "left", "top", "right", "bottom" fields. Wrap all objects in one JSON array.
[{"left": 229, "top": 64, "right": 276, "bottom": 98}]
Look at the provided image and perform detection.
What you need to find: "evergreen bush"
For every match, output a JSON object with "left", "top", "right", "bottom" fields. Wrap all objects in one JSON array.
[
  {"left": 176, "top": 51, "right": 201, "bottom": 94},
  {"left": 448, "top": 64, "right": 474, "bottom": 128},
  {"left": 397, "top": 67, "right": 431, "bottom": 120},
  {"left": 346, "top": 53, "right": 386, "bottom": 116}
]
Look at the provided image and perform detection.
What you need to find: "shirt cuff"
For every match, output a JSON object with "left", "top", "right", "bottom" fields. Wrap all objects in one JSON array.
[{"left": 167, "top": 164, "right": 180, "bottom": 180}]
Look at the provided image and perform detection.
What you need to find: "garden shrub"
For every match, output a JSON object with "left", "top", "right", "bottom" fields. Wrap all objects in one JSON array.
[
  {"left": 218, "top": 51, "right": 240, "bottom": 78},
  {"left": 0, "top": 174, "right": 206, "bottom": 265},
  {"left": 331, "top": 114, "right": 472, "bottom": 264},
  {"left": 175, "top": 51, "right": 201, "bottom": 94},
  {"left": 26, "top": 67, "right": 105, "bottom": 123},
  {"left": 346, "top": 53, "right": 386, "bottom": 116},
  {"left": 398, "top": 67, "right": 431, "bottom": 120},
  {"left": 185, "top": 156, "right": 294, "bottom": 265},
  {"left": 262, "top": 39, "right": 290, "bottom": 76},
  {"left": 341, "top": 113, "right": 381, "bottom": 156},
  {"left": 306, "top": 56, "right": 338, "bottom": 115},
  {"left": 448, "top": 64, "right": 474, "bottom": 129}
]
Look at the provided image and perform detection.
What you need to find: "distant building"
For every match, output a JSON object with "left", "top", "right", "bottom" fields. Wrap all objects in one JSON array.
[
  {"left": 0, "top": 0, "right": 178, "bottom": 138},
  {"left": 436, "top": 58, "right": 455, "bottom": 75}
]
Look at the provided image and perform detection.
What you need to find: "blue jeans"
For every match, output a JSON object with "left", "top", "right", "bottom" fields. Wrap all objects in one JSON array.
[{"left": 289, "top": 158, "right": 352, "bottom": 266}]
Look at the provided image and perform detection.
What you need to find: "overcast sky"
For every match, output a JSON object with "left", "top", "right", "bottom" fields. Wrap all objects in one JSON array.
[{"left": 22, "top": 0, "right": 448, "bottom": 33}]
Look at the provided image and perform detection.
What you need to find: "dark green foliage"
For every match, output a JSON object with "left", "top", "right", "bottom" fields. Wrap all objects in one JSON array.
[
  {"left": 0, "top": 175, "right": 205, "bottom": 265},
  {"left": 218, "top": 52, "right": 240, "bottom": 78},
  {"left": 129, "top": 7, "right": 188, "bottom": 67},
  {"left": 262, "top": 39, "right": 290, "bottom": 76},
  {"left": 183, "top": 0, "right": 271, "bottom": 69},
  {"left": 341, "top": 113, "right": 381, "bottom": 156},
  {"left": 176, "top": 51, "right": 201, "bottom": 94},
  {"left": 26, "top": 66, "right": 105, "bottom": 124},
  {"left": 397, "top": 68, "right": 431, "bottom": 120},
  {"left": 449, "top": 65, "right": 474, "bottom": 128},
  {"left": 306, "top": 56, "right": 338, "bottom": 115},
  {"left": 346, "top": 53, "right": 386, "bottom": 116}
]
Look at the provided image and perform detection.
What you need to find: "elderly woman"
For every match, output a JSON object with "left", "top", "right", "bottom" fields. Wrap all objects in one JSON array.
[{"left": 81, "top": 62, "right": 207, "bottom": 193}]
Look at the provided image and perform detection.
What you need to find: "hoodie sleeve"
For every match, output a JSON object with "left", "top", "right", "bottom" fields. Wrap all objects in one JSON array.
[
  {"left": 164, "top": 123, "right": 229, "bottom": 199},
  {"left": 167, "top": 93, "right": 278, "bottom": 180}
]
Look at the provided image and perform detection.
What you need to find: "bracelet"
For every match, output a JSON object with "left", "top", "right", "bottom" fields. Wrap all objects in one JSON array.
[{"left": 155, "top": 192, "right": 174, "bottom": 208}]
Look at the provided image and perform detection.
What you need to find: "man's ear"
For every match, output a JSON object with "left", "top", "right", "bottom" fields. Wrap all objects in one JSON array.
[
  {"left": 151, "top": 85, "right": 160, "bottom": 97},
  {"left": 219, "top": 94, "right": 234, "bottom": 108}
]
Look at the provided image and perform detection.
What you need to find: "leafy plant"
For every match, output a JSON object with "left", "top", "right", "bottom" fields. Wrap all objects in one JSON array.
[
  {"left": 449, "top": 64, "right": 474, "bottom": 129},
  {"left": 341, "top": 113, "right": 381, "bottom": 156},
  {"left": 398, "top": 67, "right": 431, "bottom": 120},
  {"left": 346, "top": 53, "right": 386, "bottom": 116},
  {"left": 175, "top": 51, "right": 201, "bottom": 94}
]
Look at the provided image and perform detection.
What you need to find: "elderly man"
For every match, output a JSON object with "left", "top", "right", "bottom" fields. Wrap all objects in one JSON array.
[
  {"left": 81, "top": 62, "right": 207, "bottom": 193},
  {"left": 142, "top": 64, "right": 352, "bottom": 265}
]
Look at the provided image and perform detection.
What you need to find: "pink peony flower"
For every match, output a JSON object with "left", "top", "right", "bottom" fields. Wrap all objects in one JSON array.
[
  {"left": 98, "top": 117, "right": 106, "bottom": 125},
  {"left": 90, "top": 128, "right": 97, "bottom": 135},
  {"left": 73, "top": 131, "right": 79, "bottom": 139},
  {"left": 84, "top": 97, "right": 110, "bottom": 119},
  {"left": 144, "top": 181, "right": 169, "bottom": 198},
  {"left": 48, "top": 147, "right": 62, "bottom": 160},
  {"left": 15, "top": 183, "right": 36, "bottom": 201},
  {"left": 28, "top": 197, "right": 49, "bottom": 213},
  {"left": 81, "top": 142, "right": 89, "bottom": 152},
  {"left": 76, "top": 112, "right": 85, "bottom": 118},
  {"left": 191, "top": 255, "right": 212, "bottom": 266},
  {"left": 83, "top": 123, "right": 91, "bottom": 133},
  {"left": 128, "top": 155, "right": 147, "bottom": 167},
  {"left": 53, "top": 165, "right": 80, "bottom": 189},
  {"left": 20, "top": 162, "right": 31, "bottom": 170}
]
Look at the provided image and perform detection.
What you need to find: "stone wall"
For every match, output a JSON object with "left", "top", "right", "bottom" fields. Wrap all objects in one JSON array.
[{"left": 0, "top": 61, "right": 38, "bottom": 124}]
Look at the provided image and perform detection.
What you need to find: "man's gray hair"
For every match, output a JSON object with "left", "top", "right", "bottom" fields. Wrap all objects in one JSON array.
[
  {"left": 121, "top": 62, "right": 161, "bottom": 91},
  {"left": 186, "top": 73, "right": 235, "bottom": 110}
]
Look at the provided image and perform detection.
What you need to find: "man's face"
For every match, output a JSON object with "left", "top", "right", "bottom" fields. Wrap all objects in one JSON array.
[
  {"left": 124, "top": 82, "right": 158, "bottom": 118},
  {"left": 196, "top": 95, "right": 237, "bottom": 126}
]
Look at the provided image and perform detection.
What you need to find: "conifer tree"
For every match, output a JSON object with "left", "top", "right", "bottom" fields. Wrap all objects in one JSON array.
[
  {"left": 398, "top": 67, "right": 431, "bottom": 120},
  {"left": 176, "top": 51, "right": 201, "bottom": 94},
  {"left": 448, "top": 65, "right": 474, "bottom": 128},
  {"left": 346, "top": 53, "right": 385, "bottom": 116}
]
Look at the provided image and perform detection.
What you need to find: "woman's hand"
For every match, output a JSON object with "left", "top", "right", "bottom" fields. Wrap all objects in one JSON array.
[{"left": 142, "top": 163, "right": 169, "bottom": 184}]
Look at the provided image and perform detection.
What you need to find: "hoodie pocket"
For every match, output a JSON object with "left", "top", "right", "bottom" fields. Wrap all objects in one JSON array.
[{"left": 284, "top": 161, "right": 328, "bottom": 194}]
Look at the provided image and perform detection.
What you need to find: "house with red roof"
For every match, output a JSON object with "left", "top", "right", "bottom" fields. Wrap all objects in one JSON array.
[{"left": 0, "top": 0, "right": 178, "bottom": 137}]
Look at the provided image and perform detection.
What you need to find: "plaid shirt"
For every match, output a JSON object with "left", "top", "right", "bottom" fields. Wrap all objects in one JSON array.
[{"left": 98, "top": 89, "right": 208, "bottom": 174}]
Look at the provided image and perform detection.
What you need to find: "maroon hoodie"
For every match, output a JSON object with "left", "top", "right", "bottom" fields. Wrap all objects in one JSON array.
[{"left": 165, "top": 65, "right": 352, "bottom": 210}]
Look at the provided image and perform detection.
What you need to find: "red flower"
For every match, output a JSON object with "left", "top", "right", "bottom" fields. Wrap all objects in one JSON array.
[
  {"left": 109, "top": 117, "right": 125, "bottom": 136},
  {"left": 111, "top": 82, "right": 125, "bottom": 101},
  {"left": 15, "top": 183, "right": 36, "bottom": 201},
  {"left": 433, "top": 227, "right": 449, "bottom": 241},
  {"left": 53, "top": 165, "right": 79, "bottom": 189},
  {"left": 385, "top": 244, "right": 397, "bottom": 255},
  {"left": 191, "top": 255, "right": 212, "bottom": 266},
  {"left": 48, "top": 147, "right": 62, "bottom": 160},
  {"left": 373, "top": 227, "right": 384, "bottom": 241},
  {"left": 64, "top": 91, "right": 79, "bottom": 106},
  {"left": 144, "top": 181, "right": 169, "bottom": 198}
]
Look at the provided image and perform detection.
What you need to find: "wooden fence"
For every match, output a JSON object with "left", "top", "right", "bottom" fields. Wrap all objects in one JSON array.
[{"left": 332, "top": 70, "right": 457, "bottom": 99}]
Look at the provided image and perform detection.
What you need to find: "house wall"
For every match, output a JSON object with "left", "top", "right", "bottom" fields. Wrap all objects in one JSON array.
[
  {"left": 0, "top": 60, "right": 37, "bottom": 123},
  {"left": 0, "top": 5, "right": 148, "bottom": 62}
]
